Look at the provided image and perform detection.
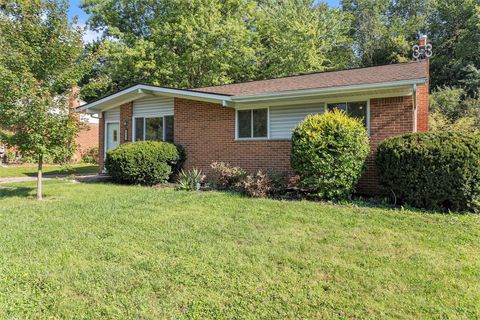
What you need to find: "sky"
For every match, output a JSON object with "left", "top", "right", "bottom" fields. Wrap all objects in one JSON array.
[{"left": 68, "top": 0, "right": 341, "bottom": 43}]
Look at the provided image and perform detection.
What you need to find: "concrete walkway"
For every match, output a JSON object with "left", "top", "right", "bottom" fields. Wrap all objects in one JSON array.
[{"left": 0, "top": 173, "right": 110, "bottom": 184}]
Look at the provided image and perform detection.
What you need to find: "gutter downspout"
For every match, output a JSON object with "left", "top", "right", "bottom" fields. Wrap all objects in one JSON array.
[{"left": 413, "top": 84, "right": 417, "bottom": 132}]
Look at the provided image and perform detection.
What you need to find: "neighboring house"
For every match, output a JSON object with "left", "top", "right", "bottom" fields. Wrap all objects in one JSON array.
[
  {"left": 78, "top": 58, "right": 429, "bottom": 194},
  {"left": 70, "top": 94, "right": 99, "bottom": 162},
  {"left": 0, "top": 89, "right": 99, "bottom": 164}
]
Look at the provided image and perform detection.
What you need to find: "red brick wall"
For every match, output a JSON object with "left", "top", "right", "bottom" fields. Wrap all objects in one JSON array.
[
  {"left": 74, "top": 123, "right": 99, "bottom": 161},
  {"left": 357, "top": 96, "right": 415, "bottom": 194},
  {"left": 174, "top": 98, "right": 292, "bottom": 174},
  {"left": 417, "top": 60, "right": 429, "bottom": 132},
  {"left": 120, "top": 102, "right": 133, "bottom": 144}
]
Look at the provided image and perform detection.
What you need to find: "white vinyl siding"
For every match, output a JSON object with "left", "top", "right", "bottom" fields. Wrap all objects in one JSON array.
[
  {"left": 104, "top": 108, "right": 120, "bottom": 122},
  {"left": 133, "top": 96, "right": 174, "bottom": 118},
  {"left": 269, "top": 104, "right": 325, "bottom": 139}
]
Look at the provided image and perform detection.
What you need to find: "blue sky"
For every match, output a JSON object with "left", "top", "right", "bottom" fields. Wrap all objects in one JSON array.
[{"left": 68, "top": 0, "right": 341, "bottom": 42}]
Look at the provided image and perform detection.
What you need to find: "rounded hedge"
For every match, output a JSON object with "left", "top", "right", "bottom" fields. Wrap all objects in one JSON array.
[
  {"left": 105, "top": 141, "right": 184, "bottom": 185},
  {"left": 376, "top": 131, "right": 480, "bottom": 213},
  {"left": 291, "top": 110, "right": 370, "bottom": 200}
]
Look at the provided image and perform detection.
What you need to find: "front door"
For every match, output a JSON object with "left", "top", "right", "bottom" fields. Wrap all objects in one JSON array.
[{"left": 106, "top": 122, "right": 120, "bottom": 151}]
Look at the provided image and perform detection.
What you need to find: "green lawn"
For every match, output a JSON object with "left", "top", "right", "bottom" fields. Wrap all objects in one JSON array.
[
  {"left": 0, "top": 164, "right": 98, "bottom": 177},
  {"left": 0, "top": 180, "right": 479, "bottom": 319}
]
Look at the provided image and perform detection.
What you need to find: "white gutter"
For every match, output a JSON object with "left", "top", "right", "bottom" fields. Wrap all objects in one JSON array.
[{"left": 231, "top": 79, "right": 427, "bottom": 103}]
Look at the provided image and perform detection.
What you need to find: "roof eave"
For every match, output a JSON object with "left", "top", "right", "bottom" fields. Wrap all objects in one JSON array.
[
  {"left": 76, "top": 84, "right": 233, "bottom": 113},
  {"left": 230, "top": 78, "right": 427, "bottom": 103}
]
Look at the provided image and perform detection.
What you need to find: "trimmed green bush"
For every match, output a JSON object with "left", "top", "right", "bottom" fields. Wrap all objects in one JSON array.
[
  {"left": 291, "top": 110, "right": 370, "bottom": 200},
  {"left": 376, "top": 131, "right": 480, "bottom": 213},
  {"left": 105, "top": 141, "right": 183, "bottom": 185}
]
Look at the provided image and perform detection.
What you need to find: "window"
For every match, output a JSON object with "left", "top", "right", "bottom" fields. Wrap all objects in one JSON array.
[
  {"left": 134, "top": 117, "right": 144, "bottom": 142},
  {"left": 237, "top": 108, "right": 268, "bottom": 139},
  {"left": 327, "top": 101, "right": 367, "bottom": 126},
  {"left": 164, "top": 115, "right": 174, "bottom": 142},
  {"left": 134, "top": 115, "right": 174, "bottom": 142}
]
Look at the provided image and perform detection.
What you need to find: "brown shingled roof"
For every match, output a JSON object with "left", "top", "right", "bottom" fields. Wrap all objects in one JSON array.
[{"left": 194, "top": 61, "right": 428, "bottom": 96}]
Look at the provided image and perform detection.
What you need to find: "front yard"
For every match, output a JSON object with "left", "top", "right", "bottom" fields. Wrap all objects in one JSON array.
[
  {"left": 0, "top": 163, "right": 98, "bottom": 178},
  {"left": 0, "top": 180, "right": 479, "bottom": 319}
]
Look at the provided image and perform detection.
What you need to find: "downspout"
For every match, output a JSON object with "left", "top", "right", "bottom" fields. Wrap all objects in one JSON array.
[{"left": 413, "top": 84, "right": 417, "bottom": 132}]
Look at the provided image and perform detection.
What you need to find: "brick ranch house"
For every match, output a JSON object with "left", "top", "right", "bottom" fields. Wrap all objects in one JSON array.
[{"left": 78, "top": 60, "right": 429, "bottom": 194}]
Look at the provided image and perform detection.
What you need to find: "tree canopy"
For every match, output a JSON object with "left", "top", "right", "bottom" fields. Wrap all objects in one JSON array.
[
  {"left": 0, "top": 0, "right": 91, "bottom": 199},
  {"left": 80, "top": 0, "right": 354, "bottom": 101}
]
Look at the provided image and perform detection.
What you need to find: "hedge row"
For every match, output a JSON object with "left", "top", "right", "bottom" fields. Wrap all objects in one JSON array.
[{"left": 376, "top": 131, "right": 480, "bottom": 213}]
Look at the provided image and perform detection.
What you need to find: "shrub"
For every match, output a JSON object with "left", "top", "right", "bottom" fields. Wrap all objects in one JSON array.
[
  {"left": 236, "top": 170, "right": 290, "bottom": 198},
  {"left": 6, "top": 150, "right": 16, "bottom": 163},
  {"left": 376, "top": 131, "right": 480, "bottom": 213},
  {"left": 209, "top": 161, "right": 246, "bottom": 190},
  {"left": 237, "top": 171, "right": 271, "bottom": 198},
  {"left": 81, "top": 146, "right": 99, "bottom": 164},
  {"left": 105, "top": 141, "right": 183, "bottom": 185},
  {"left": 291, "top": 110, "right": 370, "bottom": 200},
  {"left": 176, "top": 168, "right": 205, "bottom": 191}
]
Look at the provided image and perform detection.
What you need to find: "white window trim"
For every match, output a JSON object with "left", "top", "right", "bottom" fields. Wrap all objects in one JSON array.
[
  {"left": 235, "top": 106, "right": 270, "bottom": 140},
  {"left": 104, "top": 121, "right": 120, "bottom": 159},
  {"left": 133, "top": 115, "right": 174, "bottom": 142},
  {"left": 324, "top": 100, "right": 371, "bottom": 136}
]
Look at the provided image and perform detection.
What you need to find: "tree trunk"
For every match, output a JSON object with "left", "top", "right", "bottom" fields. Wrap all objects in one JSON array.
[{"left": 36, "top": 154, "right": 43, "bottom": 200}]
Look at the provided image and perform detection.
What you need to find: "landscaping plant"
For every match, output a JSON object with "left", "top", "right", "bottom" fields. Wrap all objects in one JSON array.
[
  {"left": 209, "top": 161, "right": 246, "bottom": 190},
  {"left": 376, "top": 131, "right": 480, "bottom": 213},
  {"left": 291, "top": 110, "right": 370, "bottom": 200},
  {"left": 236, "top": 170, "right": 289, "bottom": 198},
  {"left": 105, "top": 141, "right": 183, "bottom": 185},
  {"left": 81, "top": 147, "right": 99, "bottom": 164},
  {"left": 176, "top": 168, "right": 205, "bottom": 191}
]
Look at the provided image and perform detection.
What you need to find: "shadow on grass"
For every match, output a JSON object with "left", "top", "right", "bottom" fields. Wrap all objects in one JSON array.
[
  {"left": 19, "top": 165, "right": 99, "bottom": 177},
  {"left": 0, "top": 186, "right": 34, "bottom": 198}
]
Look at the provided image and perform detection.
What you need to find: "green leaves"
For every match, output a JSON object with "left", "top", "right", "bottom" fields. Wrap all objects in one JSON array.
[
  {"left": 105, "top": 141, "right": 183, "bottom": 185},
  {"left": 80, "top": 0, "right": 354, "bottom": 100},
  {"left": 0, "top": 0, "right": 91, "bottom": 163},
  {"left": 291, "top": 110, "right": 370, "bottom": 200},
  {"left": 376, "top": 132, "right": 480, "bottom": 212}
]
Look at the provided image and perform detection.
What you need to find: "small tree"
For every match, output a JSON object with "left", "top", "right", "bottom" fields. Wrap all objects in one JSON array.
[
  {"left": 291, "top": 110, "right": 370, "bottom": 200},
  {"left": 0, "top": 0, "right": 90, "bottom": 200}
]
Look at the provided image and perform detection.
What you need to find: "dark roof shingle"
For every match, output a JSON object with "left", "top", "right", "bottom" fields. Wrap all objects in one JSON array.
[{"left": 194, "top": 61, "right": 427, "bottom": 96}]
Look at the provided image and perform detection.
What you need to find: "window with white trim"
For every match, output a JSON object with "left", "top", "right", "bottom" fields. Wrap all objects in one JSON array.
[
  {"left": 237, "top": 108, "right": 268, "bottom": 139},
  {"left": 327, "top": 101, "right": 367, "bottom": 127},
  {"left": 134, "top": 115, "right": 174, "bottom": 142}
]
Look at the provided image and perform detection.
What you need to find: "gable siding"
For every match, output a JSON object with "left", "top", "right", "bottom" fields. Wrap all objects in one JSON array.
[
  {"left": 104, "top": 108, "right": 120, "bottom": 122},
  {"left": 269, "top": 104, "right": 325, "bottom": 139},
  {"left": 133, "top": 96, "right": 174, "bottom": 118}
]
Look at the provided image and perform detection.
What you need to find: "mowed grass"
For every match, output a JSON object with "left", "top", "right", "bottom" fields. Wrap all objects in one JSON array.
[
  {"left": 0, "top": 180, "right": 479, "bottom": 319},
  {"left": 0, "top": 164, "right": 98, "bottom": 177}
]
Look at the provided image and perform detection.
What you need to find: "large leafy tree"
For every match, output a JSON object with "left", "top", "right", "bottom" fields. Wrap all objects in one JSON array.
[
  {"left": 341, "top": 0, "right": 430, "bottom": 66},
  {"left": 255, "top": 0, "right": 353, "bottom": 78},
  {"left": 428, "top": 0, "right": 480, "bottom": 95},
  {"left": 80, "top": 0, "right": 353, "bottom": 101},
  {"left": 81, "top": 0, "right": 259, "bottom": 100},
  {"left": 0, "top": 0, "right": 90, "bottom": 200}
]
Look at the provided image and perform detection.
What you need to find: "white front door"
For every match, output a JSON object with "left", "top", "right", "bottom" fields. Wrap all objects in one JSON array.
[{"left": 106, "top": 122, "right": 120, "bottom": 151}]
